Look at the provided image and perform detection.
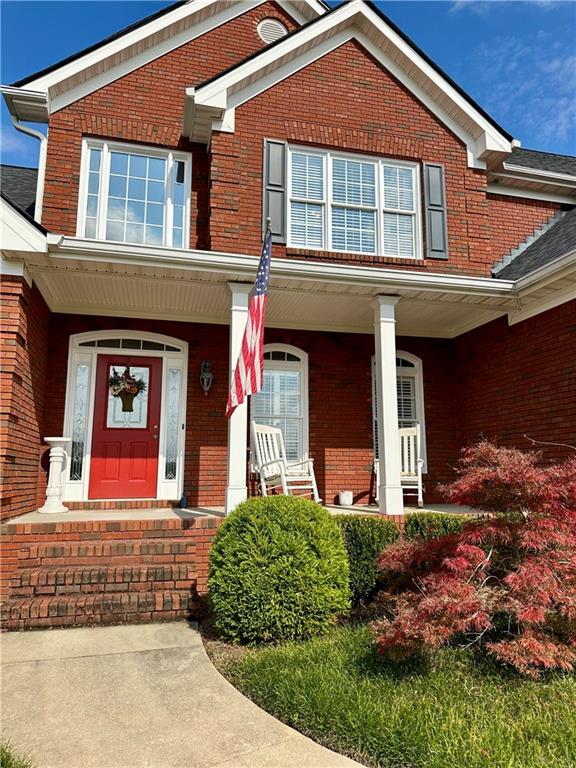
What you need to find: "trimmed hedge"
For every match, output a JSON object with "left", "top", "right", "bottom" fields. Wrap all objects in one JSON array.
[
  {"left": 336, "top": 515, "right": 399, "bottom": 605},
  {"left": 404, "top": 511, "right": 469, "bottom": 539},
  {"left": 208, "top": 496, "right": 350, "bottom": 644}
]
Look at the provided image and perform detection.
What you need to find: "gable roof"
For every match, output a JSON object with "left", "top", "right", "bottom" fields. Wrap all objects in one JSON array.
[
  {"left": 496, "top": 206, "right": 576, "bottom": 280},
  {"left": 2, "top": 0, "right": 327, "bottom": 120},
  {"left": 184, "top": 0, "right": 514, "bottom": 167},
  {"left": 0, "top": 164, "right": 38, "bottom": 218},
  {"left": 505, "top": 148, "right": 576, "bottom": 178}
]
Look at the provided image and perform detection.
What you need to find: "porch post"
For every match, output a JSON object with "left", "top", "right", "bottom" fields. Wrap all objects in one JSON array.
[
  {"left": 372, "top": 296, "right": 403, "bottom": 516},
  {"left": 225, "top": 283, "right": 252, "bottom": 514}
]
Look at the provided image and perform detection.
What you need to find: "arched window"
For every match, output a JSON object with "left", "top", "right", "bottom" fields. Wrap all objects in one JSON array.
[
  {"left": 251, "top": 344, "right": 308, "bottom": 461},
  {"left": 372, "top": 351, "right": 427, "bottom": 470}
]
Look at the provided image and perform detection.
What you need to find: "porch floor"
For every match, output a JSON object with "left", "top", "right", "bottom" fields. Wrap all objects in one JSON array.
[{"left": 6, "top": 503, "right": 472, "bottom": 526}]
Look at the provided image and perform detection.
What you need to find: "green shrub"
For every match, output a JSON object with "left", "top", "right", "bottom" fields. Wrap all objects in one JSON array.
[
  {"left": 336, "top": 515, "right": 399, "bottom": 605},
  {"left": 404, "top": 511, "right": 469, "bottom": 539},
  {"left": 208, "top": 496, "right": 350, "bottom": 644}
]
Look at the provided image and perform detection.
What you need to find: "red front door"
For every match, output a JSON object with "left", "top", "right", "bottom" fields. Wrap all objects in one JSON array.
[{"left": 89, "top": 355, "right": 162, "bottom": 499}]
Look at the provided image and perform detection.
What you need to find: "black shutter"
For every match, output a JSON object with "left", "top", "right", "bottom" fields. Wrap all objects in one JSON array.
[
  {"left": 423, "top": 163, "right": 448, "bottom": 260},
  {"left": 263, "top": 139, "right": 287, "bottom": 243}
]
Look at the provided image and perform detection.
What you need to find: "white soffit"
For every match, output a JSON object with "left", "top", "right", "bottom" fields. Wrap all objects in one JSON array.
[
  {"left": 186, "top": 0, "right": 513, "bottom": 168},
  {"left": 2, "top": 0, "right": 326, "bottom": 119}
]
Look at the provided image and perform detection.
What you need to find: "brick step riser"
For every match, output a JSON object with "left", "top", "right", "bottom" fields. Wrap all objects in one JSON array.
[
  {"left": 1, "top": 589, "right": 195, "bottom": 631},
  {"left": 2, "top": 609, "right": 190, "bottom": 631},
  {"left": 10, "top": 579, "right": 196, "bottom": 597},
  {"left": 10, "top": 565, "right": 194, "bottom": 596}
]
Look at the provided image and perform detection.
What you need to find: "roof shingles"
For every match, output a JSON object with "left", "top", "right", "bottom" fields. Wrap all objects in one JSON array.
[
  {"left": 0, "top": 164, "right": 38, "bottom": 218},
  {"left": 496, "top": 206, "right": 576, "bottom": 280}
]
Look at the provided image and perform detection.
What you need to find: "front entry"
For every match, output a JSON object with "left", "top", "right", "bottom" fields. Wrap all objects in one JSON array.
[{"left": 89, "top": 355, "right": 162, "bottom": 499}]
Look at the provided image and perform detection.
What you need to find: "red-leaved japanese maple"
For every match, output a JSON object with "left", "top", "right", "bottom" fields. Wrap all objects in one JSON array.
[{"left": 373, "top": 442, "right": 576, "bottom": 677}]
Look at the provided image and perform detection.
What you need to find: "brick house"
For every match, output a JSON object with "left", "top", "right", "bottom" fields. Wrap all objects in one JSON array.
[{"left": 1, "top": 0, "right": 574, "bottom": 627}]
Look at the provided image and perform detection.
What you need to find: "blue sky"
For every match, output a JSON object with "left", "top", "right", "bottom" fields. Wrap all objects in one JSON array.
[{"left": 1, "top": 0, "right": 575, "bottom": 168}]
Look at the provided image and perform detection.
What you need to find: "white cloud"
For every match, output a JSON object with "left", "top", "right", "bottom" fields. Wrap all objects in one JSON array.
[
  {"left": 460, "top": 33, "right": 576, "bottom": 145},
  {"left": 451, "top": 0, "right": 559, "bottom": 13},
  {"left": 0, "top": 124, "right": 37, "bottom": 164}
]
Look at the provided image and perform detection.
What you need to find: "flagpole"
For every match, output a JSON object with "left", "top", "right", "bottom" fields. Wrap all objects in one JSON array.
[{"left": 264, "top": 216, "right": 272, "bottom": 238}]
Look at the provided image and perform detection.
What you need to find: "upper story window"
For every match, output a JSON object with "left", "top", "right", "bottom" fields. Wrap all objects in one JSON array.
[
  {"left": 79, "top": 139, "right": 191, "bottom": 248},
  {"left": 287, "top": 146, "right": 421, "bottom": 259}
]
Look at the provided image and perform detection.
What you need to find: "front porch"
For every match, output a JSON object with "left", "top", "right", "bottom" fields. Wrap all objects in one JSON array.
[{"left": 0, "top": 501, "right": 470, "bottom": 631}]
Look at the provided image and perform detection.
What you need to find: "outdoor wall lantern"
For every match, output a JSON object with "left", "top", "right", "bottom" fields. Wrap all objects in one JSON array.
[{"left": 200, "top": 361, "right": 214, "bottom": 396}]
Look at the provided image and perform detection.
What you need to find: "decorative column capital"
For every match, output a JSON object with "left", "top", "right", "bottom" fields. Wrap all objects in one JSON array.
[{"left": 372, "top": 295, "right": 401, "bottom": 322}]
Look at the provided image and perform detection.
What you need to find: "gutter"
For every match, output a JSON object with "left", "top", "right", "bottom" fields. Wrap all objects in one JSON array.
[
  {"left": 47, "top": 235, "right": 517, "bottom": 298},
  {"left": 8, "top": 115, "right": 47, "bottom": 224}
]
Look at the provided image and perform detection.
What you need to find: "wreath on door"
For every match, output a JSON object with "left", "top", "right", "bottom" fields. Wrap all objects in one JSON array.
[{"left": 109, "top": 367, "right": 147, "bottom": 412}]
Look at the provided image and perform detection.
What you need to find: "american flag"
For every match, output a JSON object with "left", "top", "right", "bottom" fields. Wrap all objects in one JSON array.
[{"left": 226, "top": 226, "right": 273, "bottom": 417}]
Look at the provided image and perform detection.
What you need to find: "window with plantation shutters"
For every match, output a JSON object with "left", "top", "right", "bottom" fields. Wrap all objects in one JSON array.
[
  {"left": 287, "top": 146, "right": 421, "bottom": 259},
  {"left": 371, "top": 353, "right": 427, "bottom": 470},
  {"left": 251, "top": 345, "right": 308, "bottom": 462}
]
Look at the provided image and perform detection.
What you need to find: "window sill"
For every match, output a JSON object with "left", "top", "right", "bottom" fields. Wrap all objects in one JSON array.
[{"left": 285, "top": 247, "right": 425, "bottom": 267}]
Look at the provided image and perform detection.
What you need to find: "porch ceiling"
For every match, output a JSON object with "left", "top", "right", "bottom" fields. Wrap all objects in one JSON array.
[{"left": 23, "top": 245, "right": 518, "bottom": 338}]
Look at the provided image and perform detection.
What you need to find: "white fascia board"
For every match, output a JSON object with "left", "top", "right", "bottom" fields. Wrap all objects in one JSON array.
[
  {"left": 192, "top": 0, "right": 512, "bottom": 166},
  {"left": 16, "top": 1, "right": 324, "bottom": 113},
  {"left": 492, "top": 170, "right": 575, "bottom": 192},
  {"left": 503, "top": 163, "right": 576, "bottom": 184},
  {"left": 47, "top": 235, "right": 516, "bottom": 299},
  {"left": 1, "top": 86, "right": 49, "bottom": 122},
  {"left": 0, "top": 198, "right": 47, "bottom": 253},
  {"left": 514, "top": 249, "right": 576, "bottom": 294},
  {"left": 486, "top": 183, "right": 576, "bottom": 205}
]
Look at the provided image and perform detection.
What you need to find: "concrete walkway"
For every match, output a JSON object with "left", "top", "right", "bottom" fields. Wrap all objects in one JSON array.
[{"left": 1, "top": 622, "right": 362, "bottom": 768}]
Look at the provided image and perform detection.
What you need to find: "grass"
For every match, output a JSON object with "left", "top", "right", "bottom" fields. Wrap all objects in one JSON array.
[
  {"left": 0, "top": 742, "right": 34, "bottom": 768},
  {"left": 218, "top": 624, "right": 576, "bottom": 768}
]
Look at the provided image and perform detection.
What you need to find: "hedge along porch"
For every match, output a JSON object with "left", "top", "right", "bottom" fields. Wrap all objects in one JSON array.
[{"left": 1, "top": 246, "right": 527, "bottom": 521}]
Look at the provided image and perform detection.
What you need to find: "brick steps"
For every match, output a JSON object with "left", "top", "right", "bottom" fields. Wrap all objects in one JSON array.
[
  {"left": 10, "top": 564, "right": 194, "bottom": 597},
  {"left": 1, "top": 589, "right": 191, "bottom": 631},
  {"left": 1, "top": 514, "right": 223, "bottom": 630}
]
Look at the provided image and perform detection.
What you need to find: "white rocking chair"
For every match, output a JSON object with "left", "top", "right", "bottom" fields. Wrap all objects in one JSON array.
[
  {"left": 374, "top": 424, "right": 424, "bottom": 508},
  {"left": 251, "top": 422, "right": 321, "bottom": 503}
]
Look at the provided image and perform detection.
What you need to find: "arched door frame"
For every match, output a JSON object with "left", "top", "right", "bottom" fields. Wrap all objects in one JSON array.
[{"left": 62, "top": 330, "right": 188, "bottom": 502}]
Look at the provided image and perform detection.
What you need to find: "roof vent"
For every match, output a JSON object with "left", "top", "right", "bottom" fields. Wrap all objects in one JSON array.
[{"left": 257, "top": 18, "right": 288, "bottom": 44}]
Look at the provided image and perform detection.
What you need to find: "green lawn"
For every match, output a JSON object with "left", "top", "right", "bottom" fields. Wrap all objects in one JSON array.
[
  {"left": 222, "top": 624, "right": 576, "bottom": 768},
  {"left": 0, "top": 742, "right": 34, "bottom": 768}
]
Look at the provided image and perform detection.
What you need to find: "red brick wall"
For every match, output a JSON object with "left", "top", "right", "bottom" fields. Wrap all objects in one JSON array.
[
  {"left": 488, "top": 193, "right": 560, "bottom": 262},
  {"left": 457, "top": 300, "right": 576, "bottom": 463},
  {"left": 0, "top": 277, "right": 50, "bottom": 520},
  {"left": 41, "top": 1, "right": 298, "bottom": 243}
]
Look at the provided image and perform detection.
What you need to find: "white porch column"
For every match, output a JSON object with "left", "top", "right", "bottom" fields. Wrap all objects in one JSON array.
[
  {"left": 372, "top": 296, "right": 404, "bottom": 516},
  {"left": 225, "top": 283, "right": 252, "bottom": 514},
  {"left": 38, "top": 437, "right": 71, "bottom": 514}
]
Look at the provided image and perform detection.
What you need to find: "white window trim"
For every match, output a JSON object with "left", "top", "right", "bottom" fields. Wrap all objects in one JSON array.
[
  {"left": 250, "top": 343, "right": 309, "bottom": 462},
  {"left": 76, "top": 138, "right": 192, "bottom": 249},
  {"left": 372, "top": 350, "right": 427, "bottom": 473},
  {"left": 287, "top": 144, "right": 423, "bottom": 260},
  {"left": 62, "top": 330, "right": 188, "bottom": 503}
]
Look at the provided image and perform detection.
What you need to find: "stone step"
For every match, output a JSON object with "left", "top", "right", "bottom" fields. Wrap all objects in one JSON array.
[
  {"left": 1, "top": 589, "right": 192, "bottom": 631},
  {"left": 9, "top": 564, "right": 195, "bottom": 597},
  {"left": 17, "top": 539, "right": 195, "bottom": 567}
]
